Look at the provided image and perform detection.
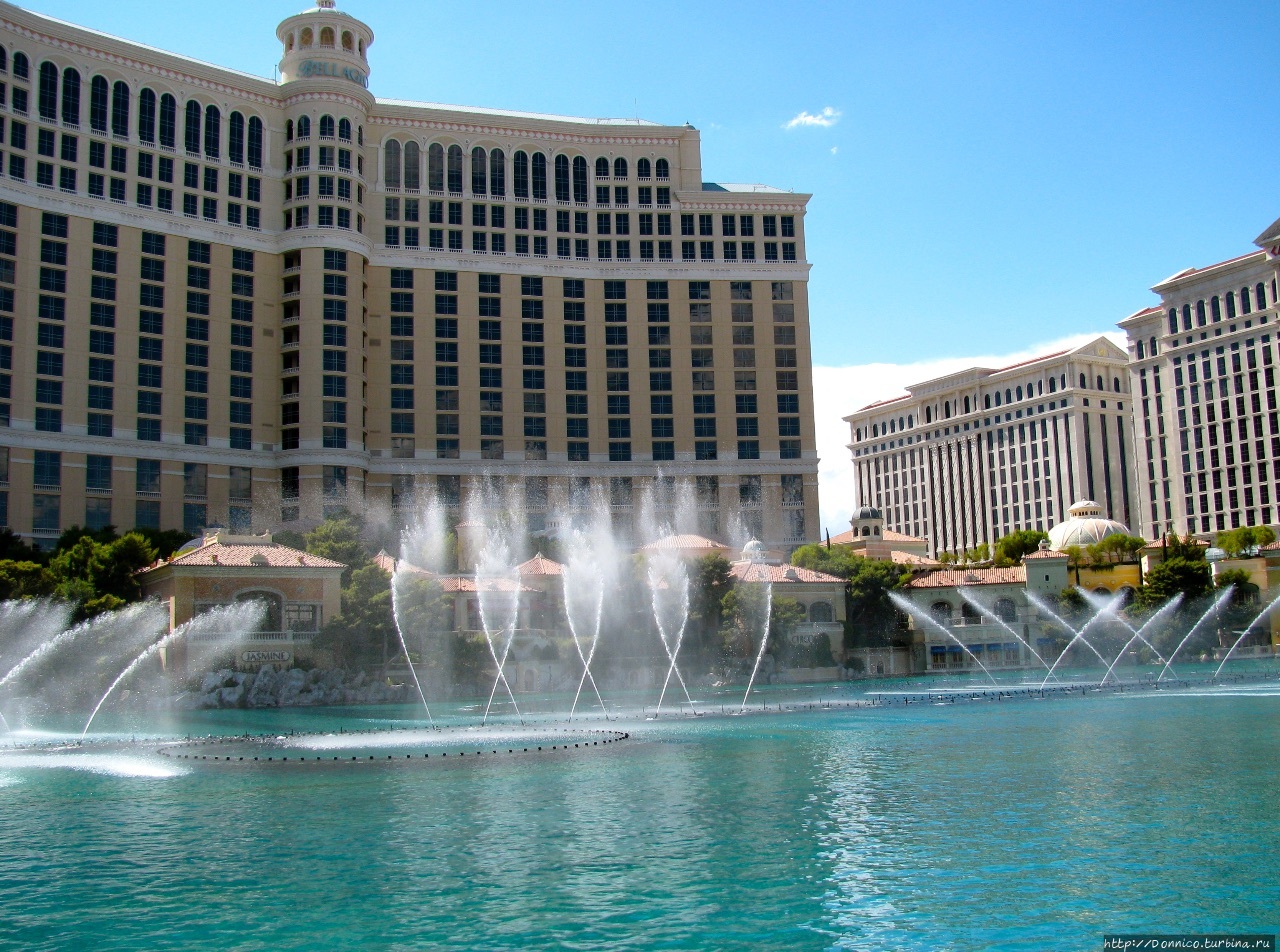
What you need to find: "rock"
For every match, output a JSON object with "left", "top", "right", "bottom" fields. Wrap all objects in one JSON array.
[
  {"left": 199, "top": 672, "right": 224, "bottom": 694},
  {"left": 218, "top": 683, "right": 244, "bottom": 707}
]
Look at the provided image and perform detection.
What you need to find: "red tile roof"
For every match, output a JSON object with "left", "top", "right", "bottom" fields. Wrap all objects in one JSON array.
[
  {"left": 516, "top": 553, "right": 564, "bottom": 576},
  {"left": 905, "top": 567, "right": 1027, "bottom": 588},
  {"left": 639, "top": 534, "right": 729, "bottom": 553},
  {"left": 857, "top": 394, "right": 911, "bottom": 412},
  {"left": 991, "top": 349, "right": 1069, "bottom": 374},
  {"left": 730, "top": 562, "right": 844, "bottom": 584},
  {"left": 147, "top": 534, "right": 346, "bottom": 570},
  {"left": 1024, "top": 548, "right": 1069, "bottom": 560}
]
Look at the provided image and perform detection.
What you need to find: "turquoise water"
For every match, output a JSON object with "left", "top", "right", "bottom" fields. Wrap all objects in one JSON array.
[{"left": 2, "top": 676, "right": 1279, "bottom": 950}]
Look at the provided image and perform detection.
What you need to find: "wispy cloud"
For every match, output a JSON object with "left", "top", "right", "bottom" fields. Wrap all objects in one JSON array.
[
  {"left": 830, "top": 146, "right": 839, "bottom": 155},
  {"left": 784, "top": 106, "right": 841, "bottom": 130},
  {"left": 811, "top": 331, "right": 1126, "bottom": 539}
]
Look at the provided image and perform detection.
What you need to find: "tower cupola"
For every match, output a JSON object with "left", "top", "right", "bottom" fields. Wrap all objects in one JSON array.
[{"left": 276, "top": 0, "right": 374, "bottom": 88}]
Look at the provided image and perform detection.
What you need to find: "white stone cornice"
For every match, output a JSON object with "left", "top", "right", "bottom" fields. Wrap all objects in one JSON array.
[
  {"left": 370, "top": 114, "right": 682, "bottom": 148},
  {"left": 0, "top": 14, "right": 281, "bottom": 107}
]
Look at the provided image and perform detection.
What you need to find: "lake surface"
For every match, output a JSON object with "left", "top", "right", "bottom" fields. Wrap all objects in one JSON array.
[{"left": 2, "top": 672, "right": 1278, "bottom": 951}]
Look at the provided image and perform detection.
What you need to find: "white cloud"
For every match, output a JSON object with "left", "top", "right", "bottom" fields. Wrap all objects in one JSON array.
[
  {"left": 812, "top": 331, "right": 1126, "bottom": 540},
  {"left": 784, "top": 106, "right": 841, "bottom": 129},
  {"left": 830, "top": 146, "right": 839, "bottom": 155}
]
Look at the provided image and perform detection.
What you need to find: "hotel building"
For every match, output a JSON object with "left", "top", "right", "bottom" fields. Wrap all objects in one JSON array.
[
  {"left": 0, "top": 1, "right": 818, "bottom": 550},
  {"left": 844, "top": 338, "right": 1136, "bottom": 557},
  {"left": 1119, "top": 219, "right": 1280, "bottom": 538}
]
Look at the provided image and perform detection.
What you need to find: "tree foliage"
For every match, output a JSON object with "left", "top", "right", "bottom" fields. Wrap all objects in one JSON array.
[
  {"left": 994, "top": 530, "right": 1048, "bottom": 566},
  {"left": 688, "top": 554, "right": 733, "bottom": 648},
  {"left": 304, "top": 513, "right": 370, "bottom": 586},
  {"left": 1215, "top": 525, "right": 1277, "bottom": 558},
  {"left": 789, "top": 544, "right": 910, "bottom": 648},
  {"left": 312, "top": 564, "right": 396, "bottom": 668}
]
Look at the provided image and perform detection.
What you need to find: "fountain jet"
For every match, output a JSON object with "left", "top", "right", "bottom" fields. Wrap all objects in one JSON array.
[
  {"left": 1156, "top": 586, "right": 1236, "bottom": 681},
  {"left": 1098, "top": 594, "right": 1183, "bottom": 685},
  {"left": 1213, "top": 590, "right": 1280, "bottom": 679},
  {"left": 957, "top": 588, "right": 1056, "bottom": 678},
  {"left": 889, "top": 592, "right": 998, "bottom": 685}
]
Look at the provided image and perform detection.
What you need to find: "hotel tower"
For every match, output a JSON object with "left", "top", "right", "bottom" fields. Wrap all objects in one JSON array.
[{"left": 0, "top": 1, "right": 818, "bottom": 550}]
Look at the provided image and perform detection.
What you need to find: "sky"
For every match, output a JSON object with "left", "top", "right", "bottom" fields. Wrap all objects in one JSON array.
[{"left": 19, "top": 0, "right": 1274, "bottom": 535}]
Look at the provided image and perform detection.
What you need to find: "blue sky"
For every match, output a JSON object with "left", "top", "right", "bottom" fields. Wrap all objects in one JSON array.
[{"left": 21, "top": 0, "right": 1274, "bottom": 532}]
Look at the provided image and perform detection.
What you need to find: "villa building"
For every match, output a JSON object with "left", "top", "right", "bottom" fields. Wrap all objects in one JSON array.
[
  {"left": 1119, "top": 217, "right": 1280, "bottom": 539},
  {"left": 844, "top": 338, "right": 1136, "bottom": 558},
  {"left": 0, "top": 0, "right": 818, "bottom": 554}
]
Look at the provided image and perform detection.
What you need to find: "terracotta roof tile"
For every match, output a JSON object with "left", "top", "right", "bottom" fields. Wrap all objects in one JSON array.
[
  {"left": 516, "top": 553, "right": 564, "bottom": 576},
  {"left": 1024, "top": 548, "right": 1069, "bottom": 560},
  {"left": 639, "top": 534, "right": 729, "bottom": 553},
  {"left": 890, "top": 550, "right": 941, "bottom": 567},
  {"left": 153, "top": 537, "right": 346, "bottom": 570},
  {"left": 730, "top": 562, "right": 844, "bottom": 584},
  {"left": 905, "top": 567, "right": 1027, "bottom": 588}
]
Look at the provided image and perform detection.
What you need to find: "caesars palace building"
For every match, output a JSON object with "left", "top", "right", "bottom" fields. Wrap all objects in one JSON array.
[{"left": 0, "top": 1, "right": 818, "bottom": 549}]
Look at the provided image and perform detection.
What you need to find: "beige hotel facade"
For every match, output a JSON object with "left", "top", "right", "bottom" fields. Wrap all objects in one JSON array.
[
  {"left": 0, "top": 1, "right": 818, "bottom": 550},
  {"left": 845, "top": 339, "right": 1136, "bottom": 558}
]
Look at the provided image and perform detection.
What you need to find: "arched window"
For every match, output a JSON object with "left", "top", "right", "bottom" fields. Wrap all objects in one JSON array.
[
  {"left": 637, "top": 157, "right": 651, "bottom": 178},
  {"left": 447, "top": 144, "right": 463, "bottom": 193},
  {"left": 286, "top": 119, "right": 294, "bottom": 141},
  {"left": 203, "top": 104, "right": 219, "bottom": 158},
  {"left": 1037, "top": 380, "right": 1043, "bottom": 395},
  {"left": 1196, "top": 300, "right": 1206, "bottom": 326},
  {"left": 61, "top": 68, "right": 80, "bottom": 126},
  {"left": 137, "top": 87, "right": 155, "bottom": 143},
  {"left": 872, "top": 423, "right": 878, "bottom": 437},
  {"left": 1048, "top": 377, "right": 1056, "bottom": 393},
  {"left": 403, "top": 141, "right": 420, "bottom": 191},
  {"left": 0, "top": 48, "right": 8, "bottom": 73},
  {"left": 1241, "top": 286, "right": 1253, "bottom": 314},
  {"left": 37, "top": 61, "right": 57, "bottom": 121},
  {"left": 1257, "top": 282, "right": 1268, "bottom": 309},
  {"left": 554, "top": 154, "right": 570, "bottom": 202},
  {"left": 1060, "top": 374, "right": 1066, "bottom": 390},
  {"left": 342, "top": 31, "right": 354, "bottom": 52},
  {"left": 925, "top": 406, "right": 932, "bottom": 423},
  {"left": 471, "top": 146, "right": 487, "bottom": 194},
  {"left": 961, "top": 603, "right": 982, "bottom": 625},
  {"left": 595, "top": 156, "right": 609, "bottom": 178},
  {"left": 1226, "top": 292, "right": 1237, "bottom": 319},
  {"left": 899, "top": 416, "right": 905, "bottom": 431},
  {"left": 338, "top": 117, "right": 351, "bottom": 141},
  {"left": 1096, "top": 374, "right": 1104, "bottom": 390},
  {"left": 862, "top": 526, "right": 871, "bottom": 537},
  {"left": 320, "top": 26, "right": 335, "bottom": 47},
  {"left": 572, "top": 155, "right": 588, "bottom": 203},
  {"left": 513, "top": 150, "right": 529, "bottom": 198},
  {"left": 1211, "top": 296, "right": 1221, "bottom": 322},
  {"left": 614, "top": 157, "right": 628, "bottom": 178},
  {"left": 300, "top": 27, "right": 313, "bottom": 46},
  {"left": 297, "top": 115, "right": 311, "bottom": 139},
  {"left": 944, "top": 401, "right": 951, "bottom": 418},
  {"left": 12, "top": 52, "right": 28, "bottom": 80},
  {"left": 111, "top": 81, "right": 130, "bottom": 137},
  {"left": 995, "top": 391, "right": 1002, "bottom": 406},
  {"left": 158, "top": 93, "right": 176, "bottom": 148},
  {"left": 489, "top": 148, "right": 505, "bottom": 196},
  {"left": 1135, "top": 341, "right": 1144, "bottom": 360},
  {"left": 907, "top": 415, "right": 913, "bottom": 428},
  {"left": 984, "top": 394, "right": 991, "bottom": 409},
  {"left": 358, "top": 126, "right": 363, "bottom": 146},
  {"left": 963, "top": 396, "right": 971, "bottom": 414},
  {"left": 1113, "top": 376, "right": 1121, "bottom": 392},
  {"left": 994, "top": 598, "right": 1016, "bottom": 623},
  {"left": 1167, "top": 308, "right": 1177, "bottom": 334},
  {"left": 228, "top": 111, "right": 245, "bottom": 164},
  {"left": 1149, "top": 337, "right": 1157, "bottom": 357},
  {"left": 184, "top": 99, "right": 201, "bottom": 153},
  {"left": 655, "top": 157, "right": 670, "bottom": 179},
  {"left": 1181, "top": 304, "right": 1191, "bottom": 331},
  {"left": 384, "top": 139, "right": 401, "bottom": 189},
  {"left": 1079, "top": 373, "right": 1087, "bottom": 389},
  {"left": 889, "top": 419, "right": 895, "bottom": 433},
  {"left": 532, "top": 152, "right": 547, "bottom": 201},
  {"left": 89, "top": 76, "right": 109, "bottom": 132},
  {"left": 1004, "top": 388, "right": 1011, "bottom": 403},
  {"left": 930, "top": 601, "right": 953, "bottom": 625},
  {"left": 809, "top": 602, "right": 833, "bottom": 623},
  {"left": 428, "top": 143, "right": 444, "bottom": 191},
  {"left": 319, "top": 114, "right": 334, "bottom": 138},
  {"left": 247, "top": 116, "right": 263, "bottom": 169},
  {"left": 1016, "top": 385, "right": 1023, "bottom": 401}
]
